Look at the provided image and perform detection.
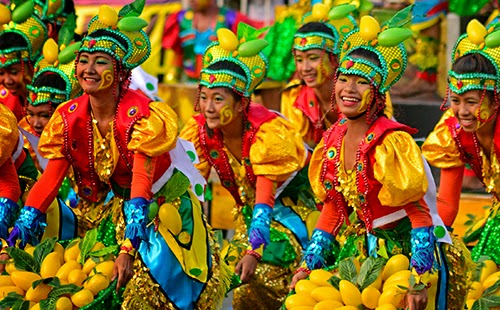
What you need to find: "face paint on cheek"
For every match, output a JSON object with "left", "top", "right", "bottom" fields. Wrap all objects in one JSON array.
[
  {"left": 476, "top": 97, "right": 491, "bottom": 130},
  {"left": 219, "top": 104, "right": 234, "bottom": 126},
  {"left": 358, "top": 89, "right": 372, "bottom": 113},
  {"left": 98, "top": 69, "right": 114, "bottom": 90}
]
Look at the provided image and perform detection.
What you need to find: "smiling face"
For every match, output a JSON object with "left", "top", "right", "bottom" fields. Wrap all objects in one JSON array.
[
  {"left": 76, "top": 52, "right": 116, "bottom": 95},
  {"left": 0, "top": 63, "right": 29, "bottom": 95},
  {"left": 26, "top": 103, "right": 51, "bottom": 135},
  {"left": 295, "top": 49, "right": 335, "bottom": 88},
  {"left": 335, "top": 73, "right": 373, "bottom": 118},
  {"left": 199, "top": 86, "right": 243, "bottom": 129},
  {"left": 450, "top": 90, "right": 494, "bottom": 132}
]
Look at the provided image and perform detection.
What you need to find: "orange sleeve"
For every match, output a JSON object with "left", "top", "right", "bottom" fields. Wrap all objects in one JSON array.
[
  {"left": 130, "top": 152, "right": 157, "bottom": 200},
  {"left": 437, "top": 166, "right": 464, "bottom": 227},
  {"left": 315, "top": 200, "right": 344, "bottom": 236},
  {"left": 404, "top": 199, "right": 433, "bottom": 228},
  {"left": 25, "top": 158, "right": 70, "bottom": 212},
  {"left": 255, "top": 176, "right": 276, "bottom": 207},
  {"left": 0, "top": 159, "right": 21, "bottom": 202}
]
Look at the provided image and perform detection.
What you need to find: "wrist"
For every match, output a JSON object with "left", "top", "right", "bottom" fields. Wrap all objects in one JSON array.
[
  {"left": 294, "top": 267, "right": 311, "bottom": 275},
  {"left": 245, "top": 249, "right": 262, "bottom": 262},
  {"left": 248, "top": 203, "right": 273, "bottom": 250},
  {"left": 119, "top": 239, "right": 137, "bottom": 257}
]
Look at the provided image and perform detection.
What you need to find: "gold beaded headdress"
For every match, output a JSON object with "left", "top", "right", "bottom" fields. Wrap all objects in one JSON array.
[
  {"left": 33, "top": 0, "right": 73, "bottom": 26},
  {"left": 293, "top": 3, "right": 357, "bottom": 55},
  {"left": 200, "top": 23, "right": 269, "bottom": 97},
  {"left": 449, "top": 19, "right": 500, "bottom": 95},
  {"left": 79, "top": 1, "right": 150, "bottom": 70},
  {"left": 0, "top": 1, "right": 48, "bottom": 68},
  {"left": 27, "top": 15, "right": 81, "bottom": 107},
  {"left": 337, "top": 7, "right": 413, "bottom": 93}
]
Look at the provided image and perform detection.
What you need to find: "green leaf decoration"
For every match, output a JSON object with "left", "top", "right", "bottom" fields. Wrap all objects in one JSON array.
[
  {"left": 117, "top": 16, "right": 148, "bottom": 32},
  {"left": 385, "top": 4, "right": 414, "bottom": 28},
  {"left": 89, "top": 245, "right": 118, "bottom": 258},
  {"left": 148, "top": 200, "right": 159, "bottom": 221},
  {"left": 328, "top": 4, "right": 356, "bottom": 20},
  {"left": 485, "top": 30, "right": 500, "bottom": 48},
  {"left": 118, "top": 0, "right": 145, "bottom": 17},
  {"left": 327, "top": 275, "right": 341, "bottom": 290},
  {"left": 79, "top": 228, "right": 98, "bottom": 265},
  {"left": 34, "top": 237, "right": 56, "bottom": 268},
  {"left": 237, "top": 23, "right": 256, "bottom": 41},
  {"left": 378, "top": 28, "right": 413, "bottom": 47},
  {"left": 6, "top": 247, "right": 39, "bottom": 273},
  {"left": 238, "top": 39, "right": 269, "bottom": 57},
  {"left": 357, "top": 257, "right": 385, "bottom": 290},
  {"left": 58, "top": 42, "right": 81, "bottom": 64},
  {"left": 11, "top": 300, "right": 30, "bottom": 310},
  {"left": 158, "top": 171, "right": 190, "bottom": 203},
  {"left": 482, "top": 294, "right": 500, "bottom": 306},
  {"left": 339, "top": 257, "right": 358, "bottom": 283},
  {"left": 189, "top": 268, "right": 202, "bottom": 277},
  {"left": 473, "top": 256, "right": 490, "bottom": 282},
  {"left": 11, "top": 0, "right": 34, "bottom": 24},
  {"left": 48, "top": 284, "right": 82, "bottom": 298},
  {"left": 40, "top": 297, "right": 57, "bottom": 310},
  {"left": 58, "top": 13, "right": 77, "bottom": 47},
  {"left": 484, "top": 278, "right": 500, "bottom": 295},
  {"left": 0, "top": 292, "right": 24, "bottom": 309}
]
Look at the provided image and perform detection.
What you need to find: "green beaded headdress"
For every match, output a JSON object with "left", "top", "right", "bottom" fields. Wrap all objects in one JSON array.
[
  {"left": 200, "top": 23, "right": 269, "bottom": 97},
  {"left": 79, "top": 0, "right": 150, "bottom": 70},
  {"left": 27, "top": 15, "right": 81, "bottom": 107},
  {"left": 33, "top": 0, "right": 74, "bottom": 26},
  {"left": 338, "top": 8, "right": 413, "bottom": 93},
  {"left": 449, "top": 19, "right": 500, "bottom": 95},
  {"left": 293, "top": 3, "right": 357, "bottom": 55},
  {"left": 0, "top": 1, "right": 48, "bottom": 68}
]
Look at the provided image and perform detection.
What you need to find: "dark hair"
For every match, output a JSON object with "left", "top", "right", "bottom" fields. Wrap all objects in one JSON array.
[
  {"left": 452, "top": 53, "right": 496, "bottom": 75},
  {"left": 32, "top": 71, "right": 66, "bottom": 91},
  {"left": 0, "top": 32, "right": 28, "bottom": 50},
  {"left": 297, "top": 22, "right": 335, "bottom": 39},
  {"left": 63, "top": 0, "right": 76, "bottom": 16},
  {"left": 206, "top": 60, "right": 246, "bottom": 101},
  {"left": 87, "top": 29, "right": 129, "bottom": 50},
  {"left": 347, "top": 48, "right": 381, "bottom": 67}
]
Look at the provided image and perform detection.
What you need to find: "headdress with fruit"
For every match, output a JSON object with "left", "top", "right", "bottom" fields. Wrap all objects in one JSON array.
[
  {"left": 0, "top": 0, "right": 48, "bottom": 68},
  {"left": 33, "top": 0, "right": 74, "bottom": 26},
  {"left": 337, "top": 6, "right": 413, "bottom": 94},
  {"left": 200, "top": 23, "right": 269, "bottom": 98},
  {"left": 27, "top": 14, "right": 82, "bottom": 108},
  {"left": 293, "top": 3, "right": 358, "bottom": 55},
  {"left": 79, "top": 0, "right": 150, "bottom": 71}
]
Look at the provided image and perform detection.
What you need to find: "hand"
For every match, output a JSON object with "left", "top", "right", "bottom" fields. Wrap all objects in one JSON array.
[
  {"left": 406, "top": 287, "right": 428, "bottom": 310},
  {"left": 0, "top": 253, "right": 10, "bottom": 273},
  {"left": 290, "top": 271, "right": 308, "bottom": 290},
  {"left": 111, "top": 253, "right": 135, "bottom": 293},
  {"left": 235, "top": 254, "right": 259, "bottom": 283}
]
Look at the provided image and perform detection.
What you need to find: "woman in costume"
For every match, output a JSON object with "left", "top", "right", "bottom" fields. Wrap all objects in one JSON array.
[
  {"left": 422, "top": 20, "right": 500, "bottom": 264},
  {"left": 6, "top": 3, "right": 231, "bottom": 309},
  {"left": 180, "top": 24, "right": 318, "bottom": 309},
  {"left": 291, "top": 15, "right": 461, "bottom": 309}
]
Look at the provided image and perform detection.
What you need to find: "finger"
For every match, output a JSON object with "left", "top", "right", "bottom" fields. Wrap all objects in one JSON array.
[
  {"left": 111, "top": 264, "right": 118, "bottom": 282},
  {"left": 235, "top": 261, "right": 242, "bottom": 275}
]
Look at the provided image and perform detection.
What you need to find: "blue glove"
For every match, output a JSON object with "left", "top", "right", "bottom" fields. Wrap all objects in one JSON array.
[
  {"left": 124, "top": 197, "right": 150, "bottom": 249},
  {"left": 248, "top": 203, "right": 273, "bottom": 250},
  {"left": 7, "top": 206, "right": 46, "bottom": 248},
  {"left": 302, "top": 228, "right": 334, "bottom": 270},
  {"left": 0, "top": 197, "right": 20, "bottom": 239},
  {"left": 410, "top": 226, "right": 436, "bottom": 274}
]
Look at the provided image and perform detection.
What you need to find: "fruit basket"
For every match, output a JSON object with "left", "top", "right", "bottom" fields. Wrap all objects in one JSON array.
[{"left": 0, "top": 228, "right": 123, "bottom": 309}]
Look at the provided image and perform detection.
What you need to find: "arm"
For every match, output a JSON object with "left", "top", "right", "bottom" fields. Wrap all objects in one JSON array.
[
  {"left": 437, "top": 166, "right": 464, "bottom": 227},
  {"left": 0, "top": 159, "right": 21, "bottom": 239}
]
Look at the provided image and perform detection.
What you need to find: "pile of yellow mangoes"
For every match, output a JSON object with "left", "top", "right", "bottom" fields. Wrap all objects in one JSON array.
[
  {"left": 0, "top": 239, "right": 116, "bottom": 309},
  {"left": 285, "top": 254, "right": 440, "bottom": 310},
  {"left": 466, "top": 259, "right": 500, "bottom": 309}
]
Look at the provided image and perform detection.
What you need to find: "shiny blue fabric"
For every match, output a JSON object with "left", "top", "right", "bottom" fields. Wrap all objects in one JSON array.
[
  {"left": 8, "top": 206, "right": 46, "bottom": 247},
  {"left": 302, "top": 228, "right": 334, "bottom": 270},
  {"left": 57, "top": 198, "right": 78, "bottom": 241},
  {"left": 248, "top": 203, "right": 272, "bottom": 250},
  {"left": 124, "top": 197, "right": 150, "bottom": 248},
  {"left": 138, "top": 226, "right": 210, "bottom": 310},
  {"left": 410, "top": 226, "right": 435, "bottom": 274},
  {"left": 0, "top": 197, "right": 19, "bottom": 239},
  {"left": 272, "top": 200, "right": 309, "bottom": 249}
]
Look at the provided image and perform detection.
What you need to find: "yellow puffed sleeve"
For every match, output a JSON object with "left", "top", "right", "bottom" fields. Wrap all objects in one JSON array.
[
  {"left": 39, "top": 107, "right": 65, "bottom": 159},
  {"left": 308, "top": 139, "right": 328, "bottom": 202},
  {"left": 128, "top": 101, "right": 178, "bottom": 157},
  {"left": 0, "top": 104, "right": 19, "bottom": 166},
  {"left": 281, "top": 83, "right": 312, "bottom": 141},
  {"left": 421, "top": 109, "right": 463, "bottom": 169},
  {"left": 374, "top": 131, "right": 428, "bottom": 206},
  {"left": 250, "top": 116, "right": 306, "bottom": 182},
  {"left": 179, "top": 116, "right": 211, "bottom": 179}
]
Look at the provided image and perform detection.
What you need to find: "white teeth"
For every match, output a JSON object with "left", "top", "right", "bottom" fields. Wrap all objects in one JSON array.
[{"left": 342, "top": 97, "right": 359, "bottom": 102}]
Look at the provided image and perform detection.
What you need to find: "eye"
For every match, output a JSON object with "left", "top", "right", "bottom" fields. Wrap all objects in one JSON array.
[
  {"left": 96, "top": 59, "right": 109, "bottom": 65},
  {"left": 309, "top": 56, "right": 320, "bottom": 61},
  {"left": 200, "top": 94, "right": 207, "bottom": 100},
  {"left": 338, "top": 76, "right": 347, "bottom": 82},
  {"left": 214, "top": 96, "right": 224, "bottom": 102},
  {"left": 79, "top": 58, "right": 88, "bottom": 64}
]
